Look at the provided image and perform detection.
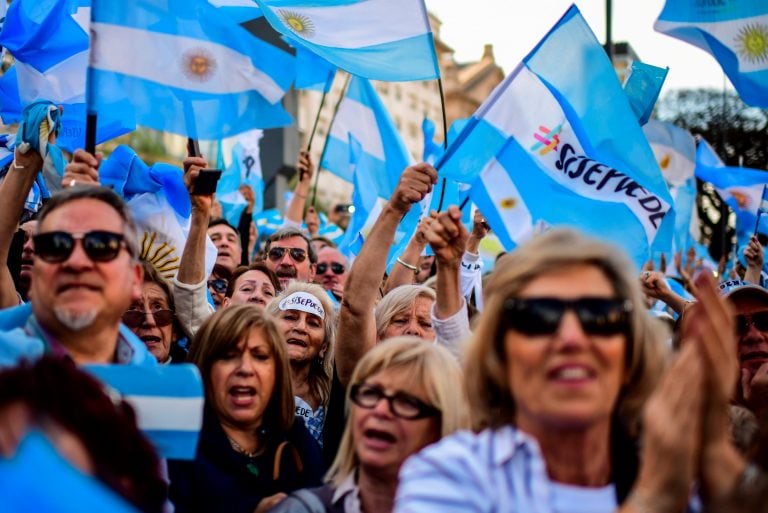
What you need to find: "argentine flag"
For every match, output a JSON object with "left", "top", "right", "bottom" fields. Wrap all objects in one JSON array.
[
  {"left": 216, "top": 128, "right": 265, "bottom": 228},
  {"left": 321, "top": 75, "right": 412, "bottom": 198},
  {"left": 447, "top": 6, "right": 674, "bottom": 268},
  {"left": 258, "top": 0, "right": 439, "bottom": 81},
  {"left": 89, "top": 0, "right": 295, "bottom": 140},
  {"left": 0, "top": 0, "right": 133, "bottom": 150},
  {"left": 655, "top": 0, "right": 768, "bottom": 108},
  {"left": 642, "top": 120, "right": 696, "bottom": 187}
]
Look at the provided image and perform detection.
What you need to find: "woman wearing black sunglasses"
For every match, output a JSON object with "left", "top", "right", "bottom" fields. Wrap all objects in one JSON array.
[
  {"left": 395, "top": 229, "right": 707, "bottom": 513},
  {"left": 122, "top": 260, "right": 189, "bottom": 364},
  {"left": 268, "top": 337, "right": 468, "bottom": 513}
]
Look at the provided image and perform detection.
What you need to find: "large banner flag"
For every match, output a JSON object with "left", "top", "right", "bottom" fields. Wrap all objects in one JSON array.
[
  {"left": 443, "top": 6, "right": 673, "bottom": 268},
  {"left": 257, "top": 0, "right": 439, "bottom": 81},
  {"left": 321, "top": 75, "right": 412, "bottom": 198},
  {"left": 0, "top": 0, "right": 133, "bottom": 151},
  {"left": 216, "top": 128, "right": 265, "bottom": 227},
  {"left": 86, "top": 364, "right": 204, "bottom": 460},
  {"left": 209, "top": 0, "right": 262, "bottom": 23},
  {"left": 655, "top": 1, "right": 768, "bottom": 108},
  {"left": 89, "top": 0, "right": 294, "bottom": 140}
]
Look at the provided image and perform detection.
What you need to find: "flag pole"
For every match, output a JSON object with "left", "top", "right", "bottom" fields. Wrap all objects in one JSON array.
[
  {"left": 305, "top": 70, "right": 335, "bottom": 153},
  {"left": 435, "top": 77, "right": 449, "bottom": 212},
  {"left": 85, "top": 5, "right": 97, "bottom": 154},
  {"left": 311, "top": 72, "right": 351, "bottom": 207}
]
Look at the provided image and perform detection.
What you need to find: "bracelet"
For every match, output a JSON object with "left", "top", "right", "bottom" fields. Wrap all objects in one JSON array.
[{"left": 396, "top": 257, "right": 419, "bottom": 274}]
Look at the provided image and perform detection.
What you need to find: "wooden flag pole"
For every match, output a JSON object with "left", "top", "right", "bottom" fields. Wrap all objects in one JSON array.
[
  {"left": 305, "top": 70, "right": 336, "bottom": 153},
  {"left": 435, "top": 77, "right": 449, "bottom": 212}
]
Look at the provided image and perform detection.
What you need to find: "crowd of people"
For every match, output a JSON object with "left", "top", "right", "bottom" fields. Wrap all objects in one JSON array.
[{"left": 0, "top": 123, "right": 767, "bottom": 513}]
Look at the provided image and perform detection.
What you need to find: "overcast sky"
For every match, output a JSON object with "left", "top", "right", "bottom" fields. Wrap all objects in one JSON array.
[{"left": 424, "top": 0, "right": 733, "bottom": 94}]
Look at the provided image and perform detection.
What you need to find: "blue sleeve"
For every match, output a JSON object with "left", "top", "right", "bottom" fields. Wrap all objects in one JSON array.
[{"left": 394, "top": 434, "right": 492, "bottom": 513}]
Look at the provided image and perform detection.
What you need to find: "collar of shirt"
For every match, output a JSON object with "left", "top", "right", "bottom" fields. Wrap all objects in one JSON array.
[{"left": 332, "top": 473, "right": 363, "bottom": 513}]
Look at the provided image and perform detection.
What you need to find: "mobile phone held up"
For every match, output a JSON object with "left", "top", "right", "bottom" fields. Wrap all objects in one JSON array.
[{"left": 192, "top": 169, "right": 222, "bottom": 195}]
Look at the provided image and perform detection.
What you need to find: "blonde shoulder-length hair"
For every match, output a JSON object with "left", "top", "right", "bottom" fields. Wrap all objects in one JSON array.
[
  {"left": 189, "top": 304, "right": 295, "bottom": 432},
  {"left": 266, "top": 281, "right": 336, "bottom": 407},
  {"left": 466, "top": 228, "right": 668, "bottom": 435},
  {"left": 327, "top": 336, "right": 469, "bottom": 486}
]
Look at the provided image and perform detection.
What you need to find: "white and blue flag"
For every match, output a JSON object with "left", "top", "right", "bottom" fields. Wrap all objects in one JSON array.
[
  {"left": 0, "top": 0, "right": 133, "bottom": 151},
  {"left": 258, "top": 0, "right": 439, "bottom": 81},
  {"left": 85, "top": 364, "right": 204, "bottom": 460},
  {"left": 321, "top": 75, "right": 412, "bottom": 198},
  {"left": 216, "top": 128, "right": 265, "bottom": 228},
  {"left": 90, "top": 0, "right": 295, "bottom": 140},
  {"left": 448, "top": 6, "right": 674, "bottom": 268},
  {"left": 655, "top": 0, "right": 768, "bottom": 108}
]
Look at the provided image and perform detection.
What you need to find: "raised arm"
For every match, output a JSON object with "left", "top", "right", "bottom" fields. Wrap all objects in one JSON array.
[
  {"left": 384, "top": 215, "right": 432, "bottom": 293},
  {"left": 743, "top": 235, "right": 764, "bottom": 285},
  {"left": 640, "top": 271, "right": 688, "bottom": 314},
  {"left": 0, "top": 149, "right": 44, "bottom": 308},
  {"left": 426, "top": 206, "right": 470, "bottom": 359},
  {"left": 335, "top": 163, "right": 437, "bottom": 386},
  {"left": 173, "top": 155, "right": 215, "bottom": 337},
  {"left": 284, "top": 150, "right": 313, "bottom": 228}
]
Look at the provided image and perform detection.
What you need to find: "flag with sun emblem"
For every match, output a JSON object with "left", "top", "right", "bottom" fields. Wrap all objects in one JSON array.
[
  {"left": 444, "top": 6, "right": 674, "bottom": 268},
  {"left": 642, "top": 120, "right": 696, "bottom": 187},
  {"left": 695, "top": 138, "right": 768, "bottom": 230},
  {"left": 655, "top": 0, "right": 768, "bottom": 108},
  {"left": 89, "top": 0, "right": 294, "bottom": 140},
  {"left": 257, "top": 0, "right": 439, "bottom": 81}
]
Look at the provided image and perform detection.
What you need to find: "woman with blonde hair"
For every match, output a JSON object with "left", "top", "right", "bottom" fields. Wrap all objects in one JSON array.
[
  {"left": 169, "top": 305, "right": 324, "bottom": 513},
  {"left": 395, "top": 228, "right": 716, "bottom": 512},
  {"left": 269, "top": 336, "right": 469, "bottom": 512}
]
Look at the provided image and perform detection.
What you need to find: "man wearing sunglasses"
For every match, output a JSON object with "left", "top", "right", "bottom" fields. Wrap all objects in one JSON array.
[
  {"left": 264, "top": 228, "right": 316, "bottom": 289},
  {"left": 313, "top": 246, "right": 348, "bottom": 301},
  {"left": 0, "top": 185, "right": 154, "bottom": 367},
  {"left": 718, "top": 280, "right": 768, "bottom": 424}
]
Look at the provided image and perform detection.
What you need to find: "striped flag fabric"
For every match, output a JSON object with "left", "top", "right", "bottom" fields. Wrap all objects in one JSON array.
[
  {"left": 89, "top": 0, "right": 295, "bottom": 140},
  {"left": 258, "top": 0, "right": 439, "bottom": 81},
  {"left": 655, "top": 0, "right": 768, "bottom": 107},
  {"left": 85, "top": 364, "right": 204, "bottom": 460}
]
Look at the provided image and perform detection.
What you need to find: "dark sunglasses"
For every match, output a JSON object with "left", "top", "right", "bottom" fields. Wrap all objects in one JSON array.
[
  {"left": 122, "top": 309, "right": 174, "bottom": 328},
  {"left": 268, "top": 246, "right": 307, "bottom": 263},
  {"left": 735, "top": 311, "right": 768, "bottom": 337},
  {"left": 504, "top": 297, "right": 632, "bottom": 336},
  {"left": 316, "top": 262, "right": 345, "bottom": 275},
  {"left": 33, "top": 231, "right": 130, "bottom": 263},
  {"left": 350, "top": 383, "right": 441, "bottom": 420},
  {"left": 207, "top": 278, "right": 229, "bottom": 294}
]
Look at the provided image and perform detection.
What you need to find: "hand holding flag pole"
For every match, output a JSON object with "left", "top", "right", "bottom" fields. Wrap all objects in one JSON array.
[{"left": 754, "top": 184, "right": 768, "bottom": 236}]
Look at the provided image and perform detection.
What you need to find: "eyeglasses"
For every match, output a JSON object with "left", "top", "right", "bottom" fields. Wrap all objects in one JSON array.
[
  {"left": 267, "top": 247, "right": 307, "bottom": 263},
  {"left": 316, "top": 262, "right": 345, "bottom": 275},
  {"left": 735, "top": 311, "right": 768, "bottom": 337},
  {"left": 503, "top": 297, "right": 632, "bottom": 336},
  {"left": 33, "top": 231, "right": 130, "bottom": 263},
  {"left": 122, "top": 309, "right": 174, "bottom": 328},
  {"left": 208, "top": 278, "right": 229, "bottom": 294},
  {"left": 350, "top": 383, "right": 441, "bottom": 420}
]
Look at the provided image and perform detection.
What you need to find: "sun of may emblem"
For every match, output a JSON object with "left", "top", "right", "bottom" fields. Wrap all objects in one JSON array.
[
  {"left": 141, "top": 231, "right": 180, "bottom": 279},
  {"left": 735, "top": 22, "right": 768, "bottom": 64},
  {"left": 181, "top": 48, "right": 217, "bottom": 82},
  {"left": 500, "top": 197, "right": 517, "bottom": 209},
  {"left": 278, "top": 9, "right": 315, "bottom": 38}
]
